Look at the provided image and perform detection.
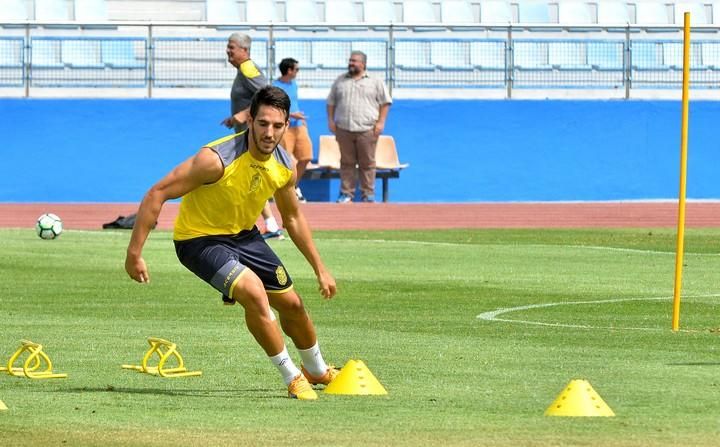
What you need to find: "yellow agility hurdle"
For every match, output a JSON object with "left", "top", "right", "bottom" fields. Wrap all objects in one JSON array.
[
  {"left": 122, "top": 337, "right": 202, "bottom": 378},
  {"left": 0, "top": 340, "right": 67, "bottom": 379}
]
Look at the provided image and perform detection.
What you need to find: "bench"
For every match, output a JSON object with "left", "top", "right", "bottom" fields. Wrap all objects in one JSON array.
[{"left": 302, "top": 135, "right": 408, "bottom": 203}]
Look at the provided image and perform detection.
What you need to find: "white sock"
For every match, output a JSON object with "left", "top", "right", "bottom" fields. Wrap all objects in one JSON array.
[
  {"left": 269, "top": 346, "right": 301, "bottom": 385},
  {"left": 265, "top": 216, "right": 279, "bottom": 233},
  {"left": 297, "top": 342, "right": 329, "bottom": 377}
]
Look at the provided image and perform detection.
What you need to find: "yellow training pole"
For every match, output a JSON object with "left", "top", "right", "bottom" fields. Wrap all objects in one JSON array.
[{"left": 672, "top": 12, "right": 691, "bottom": 331}]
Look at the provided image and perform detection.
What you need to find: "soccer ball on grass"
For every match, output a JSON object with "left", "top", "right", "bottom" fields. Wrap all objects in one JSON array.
[{"left": 36, "top": 213, "right": 63, "bottom": 240}]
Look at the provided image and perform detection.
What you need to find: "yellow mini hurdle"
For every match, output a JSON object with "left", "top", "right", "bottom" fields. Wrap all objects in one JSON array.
[
  {"left": 0, "top": 340, "right": 67, "bottom": 379},
  {"left": 122, "top": 337, "right": 202, "bottom": 378}
]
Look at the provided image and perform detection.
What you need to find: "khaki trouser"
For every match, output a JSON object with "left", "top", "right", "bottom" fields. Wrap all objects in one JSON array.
[{"left": 335, "top": 127, "right": 378, "bottom": 199}]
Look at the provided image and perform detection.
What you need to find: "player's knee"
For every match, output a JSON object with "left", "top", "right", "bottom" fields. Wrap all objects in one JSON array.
[{"left": 273, "top": 292, "right": 306, "bottom": 317}]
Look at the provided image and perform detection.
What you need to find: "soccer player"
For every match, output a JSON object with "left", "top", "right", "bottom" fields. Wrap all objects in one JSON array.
[{"left": 125, "top": 86, "right": 339, "bottom": 400}]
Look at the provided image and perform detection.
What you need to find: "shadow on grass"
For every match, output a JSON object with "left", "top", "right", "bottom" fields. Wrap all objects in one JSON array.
[{"left": 53, "top": 386, "right": 282, "bottom": 399}]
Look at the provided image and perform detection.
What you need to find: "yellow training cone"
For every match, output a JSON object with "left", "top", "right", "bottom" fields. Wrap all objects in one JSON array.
[
  {"left": 545, "top": 379, "right": 615, "bottom": 417},
  {"left": 0, "top": 399, "right": 7, "bottom": 410},
  {"left": 324, "top": 359, "right": 387, "bottom": 395}
]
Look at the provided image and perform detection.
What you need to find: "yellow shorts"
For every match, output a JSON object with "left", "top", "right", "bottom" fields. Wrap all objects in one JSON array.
[{"left": 281, "top": 124, "right": 313, "bottom": 162}]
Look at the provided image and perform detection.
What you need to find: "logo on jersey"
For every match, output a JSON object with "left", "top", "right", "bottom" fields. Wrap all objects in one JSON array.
[
  {"left": 275, "top": 266, "right": 288, "bottom": 286},
  {"left": 249, "top": 173, "right": 261, "bottom": 193}
]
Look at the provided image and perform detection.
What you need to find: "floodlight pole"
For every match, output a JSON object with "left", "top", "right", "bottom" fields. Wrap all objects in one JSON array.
[{"left": 672, "top": 12, "right": 691, "bottom": 332}]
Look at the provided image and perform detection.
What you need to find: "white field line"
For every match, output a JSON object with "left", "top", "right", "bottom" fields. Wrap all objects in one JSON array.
[
  {"left": 476, "top": 294, "right": 720, "bottom": 332},
  {"left": 338, "top": 238, "right": 720, "bottom": 256}
]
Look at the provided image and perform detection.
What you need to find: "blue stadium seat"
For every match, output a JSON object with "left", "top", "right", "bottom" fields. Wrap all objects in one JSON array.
[
  {"left": 470, "top": 41, "right": 505, "bottom": 70},
  {"left": 635, "top": 3, "right": 670, "bottom": 24},
  {"left": 430, "top": 41, "right": 471, "bottom": 70},
  {"left": 548, "top": 42, "right": 590, "bottom": 70},
  {"left": 35, "top": 0, "right": 71, "bottom": 21},
  {"left": 352, "top": 40, "right": 387, "bottom": 70},
  {"left": 596, "top": 2, "right": 630, "bottom": 25},
  {"left": 701, "top": 42, "right": 720, "bottom": 69},
  {"left": 558, "top": 2, "right": 592, "bottom": 24},
  {"left": 480, "top": 1, "right": 511, "bottom": 23},
  {"left": 74, "top": 0, "right": 108, "bottom": 21},
  {"left": 513, "top": 41, "right": 551, "bottom": 70},
  {"left": 62, "top": 40, "right": 103, "bottom": 67},
  {"left": 0, "top": 38, "right": 23, "bottom": 67},
  {"left": 518, "top": 1, "right": 551, "bottom": 23},
  {"left": 275, "top": 40, "right": 314, "bottom": 68},
  {"left": 311, "top": 40, "right": 351, "bottom": 69},
  {"left": 205, "top": 0, "right": 241, "bottom": 22},
  {"left": 441, "top": 1, "right": 474, "bottom": 23},
  {"left": 673, "top": 3, "right": 708, "bottom": 24},
  {"left": 31, "top": 39, "right": 64, "bottom": 67},
  {"left": 101, "top": 40, "right": 144, "bottom": 68},
  {"left": 631, "top": 41, "right": 666, "bottom": 69},
  {"left": 394, "top": 40, "right": 433, "bottom": 71},
  {"left": 587, "top": 41, "right": 624, "bottom": 70},
  {"left": 662, "top": 41, "right": 704, "bottom": 69}
]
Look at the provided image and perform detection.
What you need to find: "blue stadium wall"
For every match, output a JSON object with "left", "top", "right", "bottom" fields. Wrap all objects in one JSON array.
[{"left": 1, "top": 98, "right": 718, "bottom": 202}]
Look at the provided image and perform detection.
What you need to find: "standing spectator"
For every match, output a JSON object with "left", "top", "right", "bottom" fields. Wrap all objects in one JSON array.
[
  {"left": 326, "top": 51, "right": 392, "bottom": 203},
  {"left": 222, "top": 32, "right": 283, "bottom": 238},
  {"left": 272, "top": 57, "right": 312, "bottom": 203}
]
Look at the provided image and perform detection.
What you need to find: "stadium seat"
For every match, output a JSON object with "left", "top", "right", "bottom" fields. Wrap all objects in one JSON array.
[
  {"left": 586, "top": 41, "right": 624, "bottom": 70},
  {"left": 74, "top": 0, "right": 108, "bottom": 21},
  {"left": 558, "top": 2, "right": 593, "bottom": 24},
  {"left": 274, "top": 40, "right": 314, "bottom": 68},
  {"left": 441, "top": 0, "right": 475, "bottom": 24},
  {"left": 0, "top": 0, "right": 29, "bottom": 21},
  {"left": 673, "top": 3, "right": 708, "bottom": 24},
  {"left": 352, "top": 40, "right": 387, "bottom": 69},
  {"left": 0, "top": 38, "right": 23, "bottom": 67},
  {"left": 61, "top": 40, "right": 103, "bottom": 67},
  {"left": 469, "top": 41, "right": 505, "bottom": 69},
  {"left": 631, "top": 41, "right": 665, "bottom": 69},
  {"left": 205, "top": 0, "right": 241, "bottom": 22},
  {"left": 375, "top": 136, "right": 408, "bottom": 170},
  {"left": 285, "top": 0, "right": 319, "bottom": 23},
  {"left": 518, "top": 1, "right": 551, "bottom": 23},
  {"left": 548, "top": 42, "right": 590, "bottom": 70},
  {"left": 430, "top": 41, "right": 471, "bottom": 70},
  {"left": 513, "top": 41, "right": 551, "bottom": 69},
  {"left": 35, "top": 0, "right": 71, "bottom": 21},
  {"left": 701, "top": 41, "right": 720, "bottom": 69},
  {"left": 662, "top": 41, "right": 704, "bottom": 69},
  {"left": 596, "top": 1, "right": 630, "bottom": 25},
  {"left": 401, "top": 0, "right": 437, "bottom": 23},
  {"left": 363, "top": 0, "right": 396, "bottom": 23},
  {"left": 312, "top": 40, "right": 351, "bottom": 69},
  {"left": 245, "top": 0, "right": 278, "bottom": 22},
  {"left": 325, "top": 0, "right": 361, "bottom": 24},
  {"left": 635, "top": 3, "right": 671, "bottom": 24},
  {"left": 101, "top": 40, "right": 144, "bottom": 68},
  {"left": 31, "top": 39, "right": 64, "bottom": 67},
  {"left": 394, "top": 40, "right": 433, "bottom": 71},
  {"left": 315, "top": 135, "right": 341, "bottom": 169},
  {"left": 480, "top": 1, "right": 512, "bottom": 23}
]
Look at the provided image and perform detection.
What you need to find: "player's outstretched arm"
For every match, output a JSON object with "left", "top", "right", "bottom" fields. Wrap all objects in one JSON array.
[
  {"left": 125, "top": 148, "right": 224, "bottom": 283},
  {"left": 275, "top": 176, "right": 337, "bottom": 299}
]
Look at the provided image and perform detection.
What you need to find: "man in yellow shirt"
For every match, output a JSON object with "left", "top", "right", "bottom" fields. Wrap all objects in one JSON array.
[{"left": 125, "top": 86, "right": 338, "bottom": 400}]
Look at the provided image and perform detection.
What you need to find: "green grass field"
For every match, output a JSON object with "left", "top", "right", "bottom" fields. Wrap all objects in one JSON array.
[{"left": 1, "top": 227, "right": 720, "bottom": 446}]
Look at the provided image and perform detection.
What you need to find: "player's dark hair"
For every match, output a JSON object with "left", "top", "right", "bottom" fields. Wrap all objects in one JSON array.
[
  {"left": 278, "top": 57, "right": 298, "bottom": 76},
  {"left": 250, "top": 86, "right": 290, "bottom": 121}
]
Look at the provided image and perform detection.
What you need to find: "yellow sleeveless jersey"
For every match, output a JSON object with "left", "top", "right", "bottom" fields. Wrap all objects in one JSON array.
[{"left": 173, "top": 131, "right": 294, "bottom": 241}]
